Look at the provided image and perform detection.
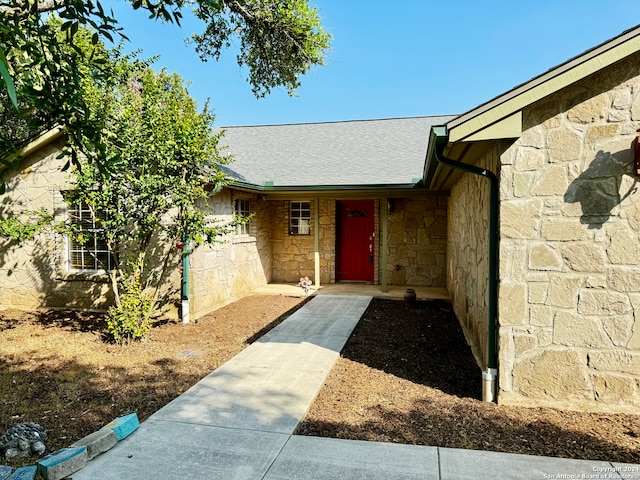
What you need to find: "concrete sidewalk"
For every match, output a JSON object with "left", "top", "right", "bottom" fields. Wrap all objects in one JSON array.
[{"left": 73, "top": 295, "right": 640, "bottom": 480}]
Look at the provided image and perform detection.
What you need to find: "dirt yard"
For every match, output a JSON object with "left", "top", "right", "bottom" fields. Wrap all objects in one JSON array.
[
  {"left": 1, "top": 295, "right": 639, "bottom": 467},
  {"left": 296, "top": 299, "right": 640, "bottom": 464}
]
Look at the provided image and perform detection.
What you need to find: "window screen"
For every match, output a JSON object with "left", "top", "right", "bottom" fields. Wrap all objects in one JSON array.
[
  {"left": 235, "top": 199, "right": 251, "bottom": 236},
  {"left": 290, "top": 201, "right": 311, "bottom": 235},
  {"left": 67, "top": 201, "right": 114, "bottom": 271}
]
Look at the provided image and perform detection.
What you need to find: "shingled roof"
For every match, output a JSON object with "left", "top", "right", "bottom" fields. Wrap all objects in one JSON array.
[{"left": 219, "top": 116, "right": 455, "bottom": 191}]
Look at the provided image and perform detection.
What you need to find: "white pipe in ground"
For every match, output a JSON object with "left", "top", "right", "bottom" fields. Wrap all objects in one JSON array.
[
  {"left": 482, "top": 368, "right": 498, "bottom": 402},
  {"left": 182, "top": 299, "right": 190, "bottom": 324}
]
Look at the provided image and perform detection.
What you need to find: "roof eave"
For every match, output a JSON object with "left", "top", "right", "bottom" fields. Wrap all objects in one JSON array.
[
  {"left": 447, "top": 24, "right": 640, "bottom": 143},
  {"left": 0, "top": 126, "right": 65, "bottom": 172},
  {"left": 229, "top": 180, "right": 426, "bottom": 195},
  {"left": 424, "top": 126, "right": 449, "bottom": 189}
]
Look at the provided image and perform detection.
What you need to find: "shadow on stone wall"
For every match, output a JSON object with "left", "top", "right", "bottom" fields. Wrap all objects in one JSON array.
[
  {"left": 31, "top": 228, "right": 114, "bottom": 310},
  {"left": 1, "top": 215, "right": 179, "bottom": 315},
  {"left": 564, "top": 148, "right": 638, "bottom": 229}
]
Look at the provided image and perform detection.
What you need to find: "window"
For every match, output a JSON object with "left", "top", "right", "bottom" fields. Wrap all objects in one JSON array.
[
  {"left": 290, "top": 201, "right": 311, "bottom": 235},
  {"left": 234, "top": 199, "right": 252, "bottom": 236},
  {"left": 67, "top": 201, "right": 114, "bottom": 272}
]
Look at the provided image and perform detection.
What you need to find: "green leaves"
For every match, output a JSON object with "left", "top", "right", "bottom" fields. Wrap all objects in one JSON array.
[
  {"left": 193, "top": 0, "right": 332, "bottom": 97},
  {"left": 0, "top": 47, "right": 18, "bottom": 108},
  {"left": 105, "top": 269, "right": 153, "bottom": 344},
  {"left": 73, "top": 51, "right": 231, "bottom": 322},
  {"left": 0, "top": 0, "right": 329, "bottom": 178},
  {"left": 0, "top": 209, "right": 54, "bottom": 242}
]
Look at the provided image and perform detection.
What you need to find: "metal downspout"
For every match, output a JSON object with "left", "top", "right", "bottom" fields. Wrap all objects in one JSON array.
[
  {"left": 181, "top": 237, "right": 190, "bottom": 324},
  {"left": 433, "top": 142, "right": 499, "bottom": 403}
]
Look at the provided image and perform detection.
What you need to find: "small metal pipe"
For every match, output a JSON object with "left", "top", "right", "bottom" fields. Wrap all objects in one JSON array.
[
  {"left": 433, "top": 138, "right": 499, "bottom": 402},
  {"left": 181, "top": 237, "right": 190, "bottom": 324}
]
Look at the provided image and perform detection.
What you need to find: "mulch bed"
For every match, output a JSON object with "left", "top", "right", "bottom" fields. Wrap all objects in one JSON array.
[{"left": 295, "top": 299, "right": 640, "bottom": 464}]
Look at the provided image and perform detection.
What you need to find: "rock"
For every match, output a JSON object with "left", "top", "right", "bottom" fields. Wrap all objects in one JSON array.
[{"left": 0, "top": 422, "right": 47, "bottom": 459}]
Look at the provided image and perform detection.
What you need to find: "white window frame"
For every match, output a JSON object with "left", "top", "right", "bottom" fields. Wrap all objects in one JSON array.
[
  {"left": 66, "top": 200, "right": 114, "bottom": 273},
  {"left": 290, "top": 201, "right": 311, "bottom": 235},
  {"left": 234, "top": 198, "right": 252, "bottom": 236}
]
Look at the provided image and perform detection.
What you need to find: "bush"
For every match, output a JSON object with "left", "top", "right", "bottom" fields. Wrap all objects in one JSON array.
[{"left": 106, "top": 274, "right": 153, "bottom": 344}]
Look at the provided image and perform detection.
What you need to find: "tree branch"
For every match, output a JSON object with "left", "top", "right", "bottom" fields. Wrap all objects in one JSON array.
[
  {"left": 222, "top": 0, "right": 315, "bottom": 64},
  {"left": 0, "top": 0, "right": 66, "bottom": 16}
]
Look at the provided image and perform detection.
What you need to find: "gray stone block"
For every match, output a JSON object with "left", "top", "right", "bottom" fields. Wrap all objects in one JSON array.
[
  {"left": 0, "top": 465, "right": 13, "bottom": 480},
  {"left": 36, "top": 447, "right": 87, "bottom": 480},
  {"left": 103, "top": 413, "right": 139, "bottom": 441},
  {"left": 71, "top": 429, "right": 117, "bottom": 460},
  {"left": 6, "top": 466, "right": 36, "bottom": 480}
]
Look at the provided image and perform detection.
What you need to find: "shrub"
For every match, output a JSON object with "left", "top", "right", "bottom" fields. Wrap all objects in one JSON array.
[{"left": 106, "top": 274, "right": 153, "bottom": 344}]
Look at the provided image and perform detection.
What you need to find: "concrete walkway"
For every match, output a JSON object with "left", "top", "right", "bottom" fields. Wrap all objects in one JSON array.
[{"left": 73, "top": 295, "right": 639, "bottom": 480}]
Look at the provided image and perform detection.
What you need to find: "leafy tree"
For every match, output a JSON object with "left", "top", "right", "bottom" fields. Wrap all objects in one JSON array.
[
  {"left": 0, "top": 0, "right": 331, "bottom": 166},
  {"left": 64, "top": 50, "right": 234, "bottom": 340}
]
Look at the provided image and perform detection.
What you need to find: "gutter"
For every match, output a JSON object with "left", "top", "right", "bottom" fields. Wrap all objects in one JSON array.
[
  {"left": 228, "top": 180, "right": 426, "bottom": 193},
  {"left": 429, "top": 127, "right": 498, "bottom": 403}
]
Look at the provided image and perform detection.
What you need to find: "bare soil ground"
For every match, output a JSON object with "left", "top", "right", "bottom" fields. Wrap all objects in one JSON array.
[
  {"left": 296, "top": 299, "right": 640, "bottom": 464},
  {"left": 1, "top": 295, "right": 639, "bottom": 468},
  {"left": 0, "top": 294, "right": 308, "bottom": 467}
]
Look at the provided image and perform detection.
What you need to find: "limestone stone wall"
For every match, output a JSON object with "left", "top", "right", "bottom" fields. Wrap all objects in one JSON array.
[
  {"left": 189, "top": 190, "right": 271, "bottom": 318},
  {"left": 269, "top": 196, "right": 446, "bottom": 287},
  {"left": 386, "top": 196, "right": 447, "bottom": 286},
  {"left": 270, "top": 199, "right": 336, "bottom": 284},
  {"left": 0, "top": 140, "right": 114, "bottom": 310},
  {"left": 498, "top": 53, "right": 640, "bottom": 412},
  {"left": 447, "top": 149, "right": 500, "bottom": 370},
  {"left": 318, "top": 199, "right": 337, "bottom": 284},
  {"left": 0, "top": 142, "right": 271, "bottom": 318}
]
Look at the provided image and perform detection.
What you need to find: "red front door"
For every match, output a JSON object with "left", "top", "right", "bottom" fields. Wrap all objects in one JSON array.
[{"left": 336, "top": 200, "right": 375, "bottom": 282}]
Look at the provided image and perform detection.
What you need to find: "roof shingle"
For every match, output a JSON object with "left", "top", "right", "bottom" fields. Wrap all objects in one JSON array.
[{"left": 219, "top": 116, "right": 456, "bottom": 189}]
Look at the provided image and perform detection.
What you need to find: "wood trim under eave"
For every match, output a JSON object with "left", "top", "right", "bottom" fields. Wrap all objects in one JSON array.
[
  {"left": 461, "top": 111, "right": 522, "bottom": 143},
  {"left": 448, "top": 34, "right": 640, "bottom": 143},
  {"left": 1, "top": 126, "right": 65, "bottom": 170}
]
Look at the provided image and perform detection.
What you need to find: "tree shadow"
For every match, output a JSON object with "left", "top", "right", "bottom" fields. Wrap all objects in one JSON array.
[
  {"left": 294, "top": 397, "right": 640, "bottom": 464},
  {"left": 0, "top": 353, "right": 200, "bottom": 467},
  {"left": 31, "top": 309, "right": 107, "bottom": 333},
  {"left": 340, "top": 299, "right": 481, "bottom": 399},
  {"left": 564, "top": 148, "right": 638, "bottom": 229},
  {"left": 244, "top": 296, "right": 312, "bottom": 345}
]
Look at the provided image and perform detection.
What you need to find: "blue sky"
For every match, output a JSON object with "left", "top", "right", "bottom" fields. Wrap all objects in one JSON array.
[{"left": 110, "top": 0, "right": 640, "bottom": 127}]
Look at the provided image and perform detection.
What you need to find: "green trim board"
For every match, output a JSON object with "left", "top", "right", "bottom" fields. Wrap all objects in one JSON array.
[{"left": 447, "top": 25, "right": 640, "bottom": 143}]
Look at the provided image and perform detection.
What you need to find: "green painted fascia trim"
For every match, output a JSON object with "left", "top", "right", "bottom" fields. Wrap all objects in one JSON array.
[
  {"left": 463, "top": 111, "right": 522, "bottom": 142},
  {"left": 423, "top": 126, "right": 449, "bottom": 188},
  {"left": 229, "top": 180, "right": 424, "bottom": 192},
  {"left": 448, "top": 26, "right": 640, "bottom": 142}
]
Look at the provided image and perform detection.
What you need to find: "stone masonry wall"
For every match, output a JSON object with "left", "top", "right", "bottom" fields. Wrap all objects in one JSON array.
[
  {"left": 318, "top": 199, "right": 337, "bottom": 284},
  {"left": 387, "top": 196, "right": 448, "bottom": 287},
  {"left": 0, "top": 143, "right": 270, "bottom": 318},
  {"left": 270, "top": 196, "right": 447, "bottom": 287},
  {"left": 447, "top": 149, "right": 500, "bottom": 370},
  {"left": 0, "top": 140, "right": 114, "bottom": 310},
  {"left": 498, "top": 53, "right": 640, "bottom": 412},
  {"left": 270, "top": 199, "right": 336, "bottom": 285},
  {"left": 189, "top": 190, "right": 271, "bottom": 318}
]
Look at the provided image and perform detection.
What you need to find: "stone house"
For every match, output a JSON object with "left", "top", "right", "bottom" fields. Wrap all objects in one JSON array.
[
  {"left": 4, "top": 24, "right": 640, "bottom": 414},
  {"left": 422, "top": 25, "right": 640, "bottom": 412},
  {"left": 0, "top": 116, "right": 452, "bottom": 319}
]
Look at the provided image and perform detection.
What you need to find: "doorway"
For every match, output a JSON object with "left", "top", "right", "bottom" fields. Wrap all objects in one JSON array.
[{"left": 336, "top": 200, "right": 375, "bottom": 282}]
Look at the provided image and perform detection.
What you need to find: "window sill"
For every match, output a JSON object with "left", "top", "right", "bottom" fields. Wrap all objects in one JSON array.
[
  {"left": 232, "top": 235, "right": 256, "bottom": 245},
  {"left": 58, "top": 271, "right": 111, "bottom": 283}
]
